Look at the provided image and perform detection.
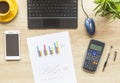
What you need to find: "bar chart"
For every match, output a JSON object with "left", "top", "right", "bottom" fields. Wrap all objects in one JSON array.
[{"left": 37, "top": 41, "right": 60, "bottom": 57}]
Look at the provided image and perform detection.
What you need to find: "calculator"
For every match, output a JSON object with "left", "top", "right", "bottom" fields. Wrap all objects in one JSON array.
[{"left": 83, "top": 39, "right": 105, "bottom": 72}]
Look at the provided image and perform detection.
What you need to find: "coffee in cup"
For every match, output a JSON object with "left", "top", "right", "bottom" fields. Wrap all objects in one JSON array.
[
  {"left": 0, "top": 0, "right": 14, "bottom": 17},
  {"left": 0, "top": 0, "right": 18, "bottom": 22},
  {"left": 0, "top": 1, "right": 9, "bottom": 15}
]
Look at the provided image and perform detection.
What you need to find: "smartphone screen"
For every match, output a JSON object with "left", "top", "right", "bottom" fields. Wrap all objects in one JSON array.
[{"left": 6, "top": 34, "right": 19, "bottom": 56}]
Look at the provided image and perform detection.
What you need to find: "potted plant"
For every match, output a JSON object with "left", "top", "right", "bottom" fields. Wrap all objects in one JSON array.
[{"left": 94, "top": 0, "right": 120, "bottom": 20}]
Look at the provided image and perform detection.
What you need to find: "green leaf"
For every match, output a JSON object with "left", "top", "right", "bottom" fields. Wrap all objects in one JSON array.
[
  {"left": 106, "top": 1, "right": 117, "bottom": 13},
  {"left": 109, "top": 0, "right": 120, "bottom": 3},
  {"left": 115, "top": 3, "right": 120, "bottom": 12},
  {"left": 93, "top": 4, "right": 101, "bottom": 11},
  {"left": 94, "top": 0, "right": 104, "bottom": 4}
]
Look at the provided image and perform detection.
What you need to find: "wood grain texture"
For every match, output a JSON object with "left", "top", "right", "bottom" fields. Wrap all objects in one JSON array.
[{"left": 0, "top": 0, "right": 120, "bottom": 83}]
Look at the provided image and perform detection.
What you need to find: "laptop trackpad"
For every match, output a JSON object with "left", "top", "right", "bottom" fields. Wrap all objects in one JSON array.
[{"left": 43, "top": 19, "right": 60, "bottom": 27}]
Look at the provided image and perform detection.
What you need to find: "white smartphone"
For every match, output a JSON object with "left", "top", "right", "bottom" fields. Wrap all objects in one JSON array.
[{"left": 4, "top": 31, "right": 20, "bottom": 60}]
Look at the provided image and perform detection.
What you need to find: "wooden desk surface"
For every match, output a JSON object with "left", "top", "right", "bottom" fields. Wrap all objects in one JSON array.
[{"left": 0, "top": 0, "right": 120, "bottom": 83}]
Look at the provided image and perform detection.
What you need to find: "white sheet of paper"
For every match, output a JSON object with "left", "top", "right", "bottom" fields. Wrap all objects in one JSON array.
[{"left": 27, "top": 31, "right": 77, "bottom": 83}]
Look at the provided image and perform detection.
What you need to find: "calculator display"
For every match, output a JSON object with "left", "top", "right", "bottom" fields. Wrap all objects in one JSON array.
[{"left": 90, "top": 44, "right": 102, "bottom": 52}]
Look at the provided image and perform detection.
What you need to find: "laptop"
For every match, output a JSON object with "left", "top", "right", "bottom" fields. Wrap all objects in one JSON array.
[{"left": 27, "top": 0, "right": 78, "bottom": 29}]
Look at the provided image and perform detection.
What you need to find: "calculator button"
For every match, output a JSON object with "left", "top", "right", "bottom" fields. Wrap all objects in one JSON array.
[
  {"left": 92, "top": 62, "right": 96, "bottom": 64},
  {"left": 88, "top": 49, "right": 91, "bottom": 52},
  {"left": 92, "top": 62, "right": 98, "bottom": 65},
  {"left": 92, "top": 51, "right": 97, "bottom": 56},
  {"left": 96, "top": 58, "right": 99, "bottom": 61},
  {"left": 94, "top": 65, "right": 97, "bottom": 69},
  {"left": 98, "top": 52, "right": 102, "bottom": 55},
  {"left": 88, "top": 49, "right": 91, "bottom": 53},
  {"left": 97, "top": 52, "right": 99, "bottom": 55},
  {"left": 87, "top": 53, "right": 90, "bottom": 56},
  {"left": 98, "top": 55, "right": 101, "bottom": 58},
  {"left": 89, "top": 49, "right": 93, "bottom": 53},
  {"left": 93, "top": 55, "right": 96, "bottom": 58}
]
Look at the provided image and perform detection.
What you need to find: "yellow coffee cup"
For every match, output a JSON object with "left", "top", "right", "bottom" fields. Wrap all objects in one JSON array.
[{"left": 0, "top": 0, "right": 14, "bottom": 21}]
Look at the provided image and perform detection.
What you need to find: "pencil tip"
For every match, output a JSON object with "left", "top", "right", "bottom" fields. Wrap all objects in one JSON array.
[
  {"left": 102, "top": 68, "right": 104, "bottom": 72},
  {"left": 111, "top": 45, "right": 113, "bottom": 48}
]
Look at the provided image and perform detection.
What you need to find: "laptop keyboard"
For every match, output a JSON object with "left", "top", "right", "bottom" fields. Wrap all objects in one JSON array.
[{"left": 28, "top": 0, "right": 77, "bottom": 17}]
